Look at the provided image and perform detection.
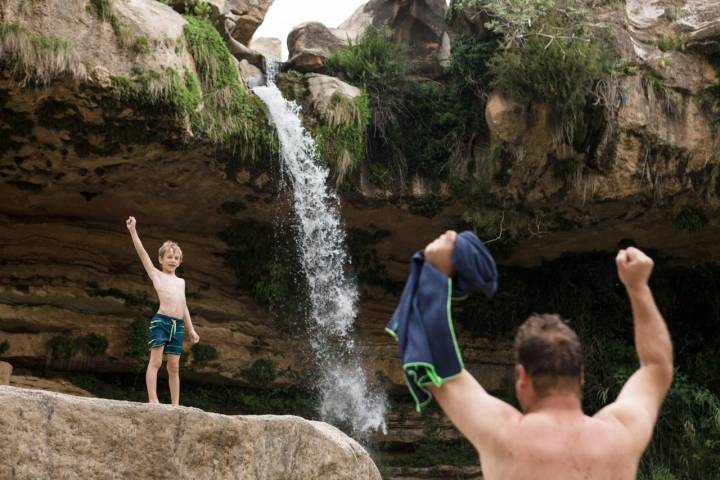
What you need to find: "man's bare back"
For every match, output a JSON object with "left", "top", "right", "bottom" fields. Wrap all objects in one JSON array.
[
  {"left": 422, "top": 233, "right": 673, "bottom": 479},
  {"left": 484, "top": 410, "right": 636, "bottom": 479}
]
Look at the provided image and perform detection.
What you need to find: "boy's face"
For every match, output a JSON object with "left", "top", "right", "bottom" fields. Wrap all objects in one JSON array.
[{"left": 159, "top": 249, "right": 182, "bottom": 273}]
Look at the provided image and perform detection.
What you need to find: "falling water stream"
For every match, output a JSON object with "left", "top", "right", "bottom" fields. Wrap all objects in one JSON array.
[{"left": 252, "top": 62, "right": 387, "bottom": 434}]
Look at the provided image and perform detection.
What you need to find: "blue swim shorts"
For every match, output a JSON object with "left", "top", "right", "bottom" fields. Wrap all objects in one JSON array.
[{"left": 148, "top": 313, "right": 185, "bottom": 355}]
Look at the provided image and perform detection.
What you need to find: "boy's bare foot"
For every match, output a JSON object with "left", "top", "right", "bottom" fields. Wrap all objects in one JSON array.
[{"left": 148, "top": 399, "right": 160, "bottom": 404}]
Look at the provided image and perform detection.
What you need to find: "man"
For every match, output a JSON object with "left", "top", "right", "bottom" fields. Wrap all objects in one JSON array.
[{"left": 423, "top": 231, "right": 673, "bottom": 479}]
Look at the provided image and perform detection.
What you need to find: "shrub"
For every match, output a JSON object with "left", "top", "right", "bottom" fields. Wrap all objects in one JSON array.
[
  {"left": 241, "top": 359, "right": 279, "bottom": 384},
  {"left": 190, "top": 343, "right": 219, "bottom": 364},
  {"left": 78, "top": 333, "right": 110, "bottom": 357},
  {"left": 126, "top": 317, "right": 150, "bottom": 361},
  {"left": 657, "top": 33, "right": 686, "bottom": 52},
  {"left": 48, "top": 334, "right": 79, "bottom": 359},
  {"left": 673, "top": 207, "right": 707, "bottom": 233},
  {"left": 48, "top": 333, "right": 109, "bottom": 359}
]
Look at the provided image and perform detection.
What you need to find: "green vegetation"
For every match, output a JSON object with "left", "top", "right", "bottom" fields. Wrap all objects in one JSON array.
[
  {"left": 101, "top": 12, "right": 275, "bottom": 166},
  {"left": 182, "top": 14, "right": 276, "bottom": 160},
  {"left": 657, "top": 33, "right": 686, "bottom": 52},
  {"left": 327, "top": 27, "right": 483, "bottom": 186},
  {"left": 111, "top": 67, "right": 202, "bottom": 119},
  {"left": 69, "top": 372, "right": 316, "bottom": 416},
  {"left": 87, "top": 0, "right": 126, "bottom": 43},
  {"left": 127, "top": 317, "right": 150, "bottom": 362},
  {"left": 190, "top": 1, "right": 211, "bottom": 17},
  {"left": 217, "top": 220, "right": 306, "bottom": 323},
  {"left": 642, "top": 70, "right": 682, "bottom": 116},
  {"left": 455, "top": 251, "right": 720, "bottom": 477},
  {"left": 373, "top": 439, "right": 478, "bottom": 469},
  {"left": 241, "top": 359, "right": 279, "bottom": 384},
  {"left": 86, "top": 281, "right": 151, "bottom": 307},
  {"left": 48, "top": 333, "right": 109, "bottom": 359},
  {"left": 0, "top": 21, "right": 84, "bottom": 85},
  {"left": 313, "top": 93, "right": 370, "bottom": 187},
  {"left": 673, "top": 207, "right": 707, "bottom": 233},
  {"left": 0, "top": 340, "right": 9, "bottom": 356},
  {"left": 190, "top": 343, "right": 219, "bottom": 364},
  {"left": 325, "top": 0, "right": 616, "bottom": 191}
]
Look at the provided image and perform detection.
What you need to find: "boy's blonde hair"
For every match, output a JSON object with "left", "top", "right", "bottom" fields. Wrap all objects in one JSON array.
[{"left": 158, "top": 240, "right": 183, "bottom": 260}]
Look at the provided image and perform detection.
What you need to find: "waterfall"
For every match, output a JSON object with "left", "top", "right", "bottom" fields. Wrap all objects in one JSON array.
[{"left": 252, "top": 62, "right": 387, "bottom": 434}]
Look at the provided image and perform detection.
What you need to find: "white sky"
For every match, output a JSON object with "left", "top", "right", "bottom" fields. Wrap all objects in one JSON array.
[
  {"left": 253, "top": 0, "right": 367, "bottom": 60},
  {"left": 253, "top": 0, "right": 451, "bottom": 60}
]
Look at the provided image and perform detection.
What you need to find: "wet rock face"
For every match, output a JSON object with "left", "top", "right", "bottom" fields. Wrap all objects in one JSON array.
[{"left": 0, "top": 386, "right": 382, "bottom": 479}]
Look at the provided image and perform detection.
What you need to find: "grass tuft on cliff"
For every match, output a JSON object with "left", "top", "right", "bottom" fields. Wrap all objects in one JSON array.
[
  {"left": 0, "top": 21, "right": 85, "bottom": 85},
  {"left": 313, "top": 93, "right": 370, "bottom": 187},
  {"left": 182, "top": 14, "right": 276, "bottom": 160}
]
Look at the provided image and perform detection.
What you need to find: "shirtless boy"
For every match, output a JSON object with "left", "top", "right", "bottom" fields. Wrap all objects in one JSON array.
[
  {"left": 126, "top": 216, "right": 200, "bottom": 405},
  {"left": 423, "top": 231, "right": 673, "bottom": 479}
]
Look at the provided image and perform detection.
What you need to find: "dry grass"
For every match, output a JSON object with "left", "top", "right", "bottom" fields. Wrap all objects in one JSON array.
[{"left": 0, "top": 21, "right": 86, "bottom": 85}]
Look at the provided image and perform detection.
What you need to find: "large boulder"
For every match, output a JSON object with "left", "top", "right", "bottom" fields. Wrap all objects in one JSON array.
[
  {"left": 183, "top": 0, "right": 272, "bottom": 68},
  {"left": 287, "top": 22, "right": 347, "bottom": 72},
  {"left": 179, "top": 0, "right": 273, "bottom": 45},
  {"left": 306, "top": 74, "right": 363, "bottom": 124},
  {"left": 485, "top": 92, "right": 527, "bottom": 144},
  {"left": 0, "top": 386, "right": 382, "bottom": 479},
  {"left": 250, "top": 36, "right": 282, "bottom": 62},
  {"left": 339, "top": 0, "right": 450, "bottom": 75}
]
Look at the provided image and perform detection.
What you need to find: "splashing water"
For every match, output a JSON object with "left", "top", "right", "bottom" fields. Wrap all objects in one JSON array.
[{"left": 252, "top": 62, "right": 387, "bottom": 434}]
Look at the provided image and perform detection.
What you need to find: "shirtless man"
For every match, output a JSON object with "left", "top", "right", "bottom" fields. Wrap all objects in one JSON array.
[
  {"left": 424, "top": 231, "right": 673, "bottom": 479},
  {"left": 126, "top": 216, "right": 199, "bottom": 405}
]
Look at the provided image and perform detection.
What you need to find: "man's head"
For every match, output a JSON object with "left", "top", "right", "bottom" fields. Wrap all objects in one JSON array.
[
  {"left": 514, "top": 314, "right": 583, "bottom": 410},
  {"left": 158, "top": 240, "right": 182, "bottom": 273}
]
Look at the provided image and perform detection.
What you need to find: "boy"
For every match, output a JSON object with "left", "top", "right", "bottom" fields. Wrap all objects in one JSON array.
[{"left": 126, "top": 216, "right": 200, "bottom": 405}]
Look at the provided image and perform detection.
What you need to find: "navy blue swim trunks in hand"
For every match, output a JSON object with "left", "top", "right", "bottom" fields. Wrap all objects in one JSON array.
[{"left": 148, "top": 313, "right": 185, "bottom": 355}]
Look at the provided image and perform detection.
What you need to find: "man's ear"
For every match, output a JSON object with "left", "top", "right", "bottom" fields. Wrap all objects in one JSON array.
[{"left": 515, "top": 364, "right": 528, "bottom": 385}]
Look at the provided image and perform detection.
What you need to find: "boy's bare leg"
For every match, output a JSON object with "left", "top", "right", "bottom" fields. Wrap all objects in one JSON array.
[
  {"left": 167, "top": 354, "right": 180, "bottom": 406},
  {"left": 146, "top": 347, "right": 164, "bottom": 403}
]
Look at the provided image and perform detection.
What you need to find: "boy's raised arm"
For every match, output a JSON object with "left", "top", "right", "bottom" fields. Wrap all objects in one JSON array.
[{"left": 126, "top": 216, "right": 158, "bottom": 280}]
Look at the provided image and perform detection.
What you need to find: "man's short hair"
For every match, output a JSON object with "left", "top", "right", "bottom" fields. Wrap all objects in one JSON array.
[
  {"left": 514, "top": 314, "right": 583, "bottom": 396},
  {"left": 158, "top": 240, "right": 182, "bottom": 261}
]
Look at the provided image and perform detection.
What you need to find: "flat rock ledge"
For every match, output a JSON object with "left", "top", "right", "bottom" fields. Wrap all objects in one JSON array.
[{"left": 0, "top": 386, "right": 381, "bottom": 480}]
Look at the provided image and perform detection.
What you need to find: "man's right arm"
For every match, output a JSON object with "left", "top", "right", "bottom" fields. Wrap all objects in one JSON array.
[
  {"left": 431, "top": 371, "right": 521, "bottom": 452},
  {"left": 595, "top": 247, "right": 673, "bottom": 453},
  {"left": 126, "top": 217, "right": 158, "bottom": 280}
]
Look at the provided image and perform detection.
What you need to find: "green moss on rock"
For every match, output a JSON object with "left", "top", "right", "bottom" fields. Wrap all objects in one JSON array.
[
  {"left": 0, "top": 21, "right": 83, "bottom": 85},
  {"left": 182, "top": 14, "right": 276, "bottom": 161}
]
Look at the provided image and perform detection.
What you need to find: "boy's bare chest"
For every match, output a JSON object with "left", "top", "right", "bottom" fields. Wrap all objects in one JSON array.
[{"left": 153, "top": 277, "right": 184, "bottom": 298}]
